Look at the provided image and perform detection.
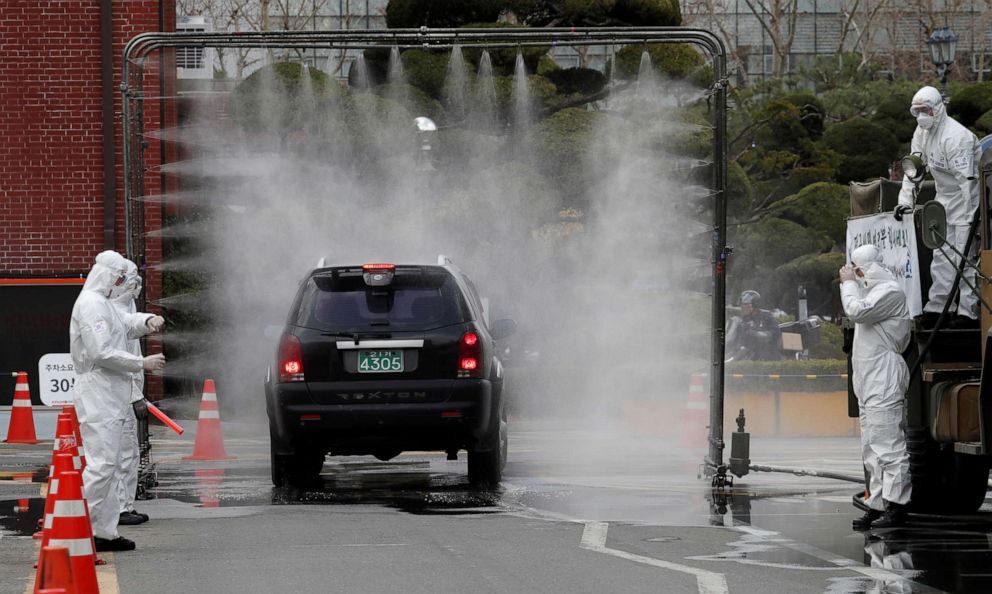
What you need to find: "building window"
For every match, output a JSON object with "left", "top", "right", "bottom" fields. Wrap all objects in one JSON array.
[{"left": 177, "top": 44, "right": 205, "bottom": 70}]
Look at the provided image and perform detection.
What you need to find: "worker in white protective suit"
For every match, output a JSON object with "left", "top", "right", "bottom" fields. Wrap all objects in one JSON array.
[
  {"left": 895, "top": 85, "right": 982, "bottom": 329},
  {"left": 840, "top": 245, "right": 912, "bottom": 530},
  {"left": 70, "top": 251, "right": 166, "bottom": 551},
  {"left": 111, "top": 259, "right": 151, "bottom": 527}
]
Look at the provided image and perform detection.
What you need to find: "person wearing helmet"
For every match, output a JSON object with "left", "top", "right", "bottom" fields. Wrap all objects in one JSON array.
[
  {"left": 840, "top": 244, "right": 912, "bottom": 529},
  {"left": 896, "top": 85, "right": 982, "bottom": 329},
  {"left": 110, "top": 259, "right": 151, "bottom": 527},
  {"left": 730, "top": 290, "right": 782, "bottom": 361},
  {"left": 70, "top": 251, "right": 166, "bottom": 551}
]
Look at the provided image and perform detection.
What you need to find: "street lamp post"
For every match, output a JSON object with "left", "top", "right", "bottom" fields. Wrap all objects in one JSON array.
[{"left": 926, "top": 26, "right": 958, "bottom": 100}]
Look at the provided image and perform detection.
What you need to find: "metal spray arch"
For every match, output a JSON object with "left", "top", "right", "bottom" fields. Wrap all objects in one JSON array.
[{"left": 120, "top": 27, "right": 732, "bottom": 481}]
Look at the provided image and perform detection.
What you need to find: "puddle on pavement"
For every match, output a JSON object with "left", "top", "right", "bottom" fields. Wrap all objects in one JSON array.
[
  {"left": 0, "top": 498, "right": 43, "bottom": 537},
  {"left": 147, "top": 459, "right": 506, "bottom": 515},
  {"left": 706, "top": 488, "right": 992, "bottom": 594}
]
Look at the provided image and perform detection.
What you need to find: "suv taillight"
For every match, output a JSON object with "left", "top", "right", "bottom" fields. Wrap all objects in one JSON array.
[
  {"left": 278, "top": 334, "right": 305, "bottom": 382},
  {"left": 458, "top": 331, "right": 482, "bottom": 378}
]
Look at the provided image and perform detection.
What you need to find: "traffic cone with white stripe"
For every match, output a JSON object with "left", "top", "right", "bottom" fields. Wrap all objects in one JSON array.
[
  {"left": 680, "top": 372, "right": 709, "bottom": 449},
  {"left": 38, "top": 453, "right": 78, "bottom": 544},
  {"left": 62, "top": 405, "right": 86, "bottom": 469},
  {"left": 5, "top": 371, "right": 38, "bottom": 444},
  {"left": 36, "top": 414, "right": 84, "bottom": 537},
  {"left": 183, "top": 379, "right": 233, "bottom": 460},
  {"left": 53, "top": 414, "right": 84, "bottom": 472},
  {"left": 34, "top": 545, "right": 77, "bottom": 594},
  {"left": 43, "top": 470, "right": 98, "bottom": 594}
]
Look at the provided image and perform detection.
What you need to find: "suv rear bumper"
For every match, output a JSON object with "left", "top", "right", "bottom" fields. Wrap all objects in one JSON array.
[{"left": 267, "top": 379, "right": 493, "bottom": 455}]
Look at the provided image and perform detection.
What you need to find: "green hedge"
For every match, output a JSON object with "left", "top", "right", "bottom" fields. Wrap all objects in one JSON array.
[{"left": 726, "top": 359, "right": 847, "bottom": 392}]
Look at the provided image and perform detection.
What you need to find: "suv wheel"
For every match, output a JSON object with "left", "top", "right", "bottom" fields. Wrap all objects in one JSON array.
[
  {"left": 270, "top": 441, "right": 325, "bottom": 488},
  {"left": 271, "top": 443, "right": 287, "bottom": 486},
  {"left": 468, "top": 409, "right": 507, "bottom": 487}
]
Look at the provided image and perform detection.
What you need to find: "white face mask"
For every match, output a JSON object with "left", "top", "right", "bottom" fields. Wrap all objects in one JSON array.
[{"left": 917, "top": 114, "right": 935, "bottom": 130}]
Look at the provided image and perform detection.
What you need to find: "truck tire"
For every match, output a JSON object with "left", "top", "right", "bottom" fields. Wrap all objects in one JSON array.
[{"left": 906, "top": 426, "right": 989, "bottom": 513}]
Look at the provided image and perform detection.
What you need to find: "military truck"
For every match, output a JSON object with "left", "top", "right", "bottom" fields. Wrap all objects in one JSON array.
[{"left": 846, "top": 137, "right": 992, "bottom": 513}]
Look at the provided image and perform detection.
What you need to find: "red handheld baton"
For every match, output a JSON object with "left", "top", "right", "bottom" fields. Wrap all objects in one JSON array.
[{"left": 147, "top": 402, "right": 185, "bottom": 435}]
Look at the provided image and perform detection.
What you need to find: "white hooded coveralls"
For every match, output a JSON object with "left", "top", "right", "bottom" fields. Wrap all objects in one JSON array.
[
  {"left": 70, "top": 251, "right": 153, "bottom": 540},
  {"left": 898, "top": 85, "right": 982, "bottom": 319},
  {"left": 111, "top": 260, "right": 144, "bottom": 516},
  {"left": 841, "top": 246, "right": 913, "bottom": 510}
]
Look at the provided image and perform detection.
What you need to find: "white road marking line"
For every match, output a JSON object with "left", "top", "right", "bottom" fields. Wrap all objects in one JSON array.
[{"left": 580, "top": 521, "right": 730, "bottom": 594}]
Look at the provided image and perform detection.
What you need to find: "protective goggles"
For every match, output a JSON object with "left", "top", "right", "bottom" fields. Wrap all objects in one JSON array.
[{"left": 910, "top": 104, "right": 935, "bottom": 117}]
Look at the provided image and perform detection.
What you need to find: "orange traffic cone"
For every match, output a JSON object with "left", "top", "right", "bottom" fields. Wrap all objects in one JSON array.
[
  {"left": 44, "top": 470, "right": 98, "bottom": 594},
  {"left": 52, "top": 414, "right": 84, "bottom": 473},
  {"left": 62, "top": 406, "right": 85, "bottom": 468},
  {"left": 5, "top": 371, "right": 38, "bottom": 444},
  {"left": 183, "top": 379, "right": 233, "bottom": 460},
  {"left": 34, "top": 545, "right": 77, "bottom": 594},
  {"left": 680, "top": 372, "right": 709, "bottom": 449},
  {"left": 38, "top": 452, "right": 78, "bottom": 545}
]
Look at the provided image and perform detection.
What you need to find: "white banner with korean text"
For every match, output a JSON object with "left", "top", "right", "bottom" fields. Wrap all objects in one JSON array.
[{"left": 846, "top": 213, "right": 923, "bottom": 317}]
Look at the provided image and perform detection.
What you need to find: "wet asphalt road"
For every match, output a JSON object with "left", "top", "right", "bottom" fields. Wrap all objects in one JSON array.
[{"left": 3, "top": 417, "right": 992, "bottom": 593}]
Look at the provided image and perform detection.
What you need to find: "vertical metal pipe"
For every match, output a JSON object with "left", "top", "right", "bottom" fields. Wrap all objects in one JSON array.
[
  {"left": 708, "top": 51, "right": 729, "bottom": 473},
  {"left": 100, "top": 0, "right": 115, "bottom": 249}
]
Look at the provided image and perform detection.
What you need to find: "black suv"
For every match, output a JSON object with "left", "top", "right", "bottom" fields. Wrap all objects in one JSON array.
[{"left": 265, "top": 258, "right": 515, "bottom": 488}]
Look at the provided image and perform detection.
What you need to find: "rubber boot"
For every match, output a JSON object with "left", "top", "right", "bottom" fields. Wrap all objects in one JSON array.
[
  {"left": 852, "top": 509, "right": 882, "bottom": 530},
  {"left": 871, "top": 501, "right": 907, "bottom": 529}
]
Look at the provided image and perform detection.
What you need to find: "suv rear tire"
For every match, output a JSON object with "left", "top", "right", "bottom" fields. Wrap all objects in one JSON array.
[
  {"left": 270, "top": 441, "right": 325, "bottom": 488},
  {"left": 468, "top": 409, "right": 507, "bottom": 488}
]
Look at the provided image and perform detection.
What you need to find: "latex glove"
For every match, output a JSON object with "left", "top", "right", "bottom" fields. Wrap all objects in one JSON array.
[
  {"left": 142, "top": 353, "right": 166, "bottom": 371},
  {"left": 132, "top": 398, "right": 149, "bottom": 420},
  {"left": 839, "top": 264, "right": 856, "bottom": 283},
  {"left": 893, "top": 204, "right": 912, "bottom": 221},
  {"left": 146, "top": 315, "right": 166, "bottom": 333}
]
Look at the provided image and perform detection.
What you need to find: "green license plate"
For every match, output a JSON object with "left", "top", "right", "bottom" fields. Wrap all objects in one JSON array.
[{"left": 358, "top": 350, "right": 404, "bottom": 373}]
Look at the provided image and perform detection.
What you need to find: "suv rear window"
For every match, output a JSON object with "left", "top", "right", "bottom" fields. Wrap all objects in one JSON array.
[{"left": 294, "top": 268, "right": 469, "bottom": 332}]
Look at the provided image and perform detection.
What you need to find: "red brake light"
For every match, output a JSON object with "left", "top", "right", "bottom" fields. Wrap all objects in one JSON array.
[
  {"left": 458, "top": 331, "right": 482, "bottom": 378},
  {"left": 278, "top": 334, "right": 305, "bottom": 382},
  {"left": 362, "top": 263, "right": 395, "bottom": 271}
]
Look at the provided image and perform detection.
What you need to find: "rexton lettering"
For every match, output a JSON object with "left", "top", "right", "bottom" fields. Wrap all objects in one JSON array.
[{"left": 337, "top": 392, "right": 427, "bottom": 401}]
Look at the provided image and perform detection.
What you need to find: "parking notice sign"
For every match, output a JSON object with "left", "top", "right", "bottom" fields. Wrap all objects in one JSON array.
[{"left": 38, "top": 353, "right": 75, "bottom": 407}]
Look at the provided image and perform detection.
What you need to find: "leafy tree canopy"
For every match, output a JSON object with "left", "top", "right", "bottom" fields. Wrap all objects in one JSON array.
[
  {"left": 771, "top": 182, "right": 849, "bottom": 246},
  {"left": 948, "top": 81, "right": 992, "bottom": 129},
  {"left": 385, "top": 0, "right": 503, "bottom": 27},
  {"left": 820, "top": 117, "right": 899, "bottom": 183}
]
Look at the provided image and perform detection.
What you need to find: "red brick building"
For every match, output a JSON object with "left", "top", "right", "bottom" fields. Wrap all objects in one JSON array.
[{"left": 0, "top": 1, "right": 175, "bottom": 403}]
